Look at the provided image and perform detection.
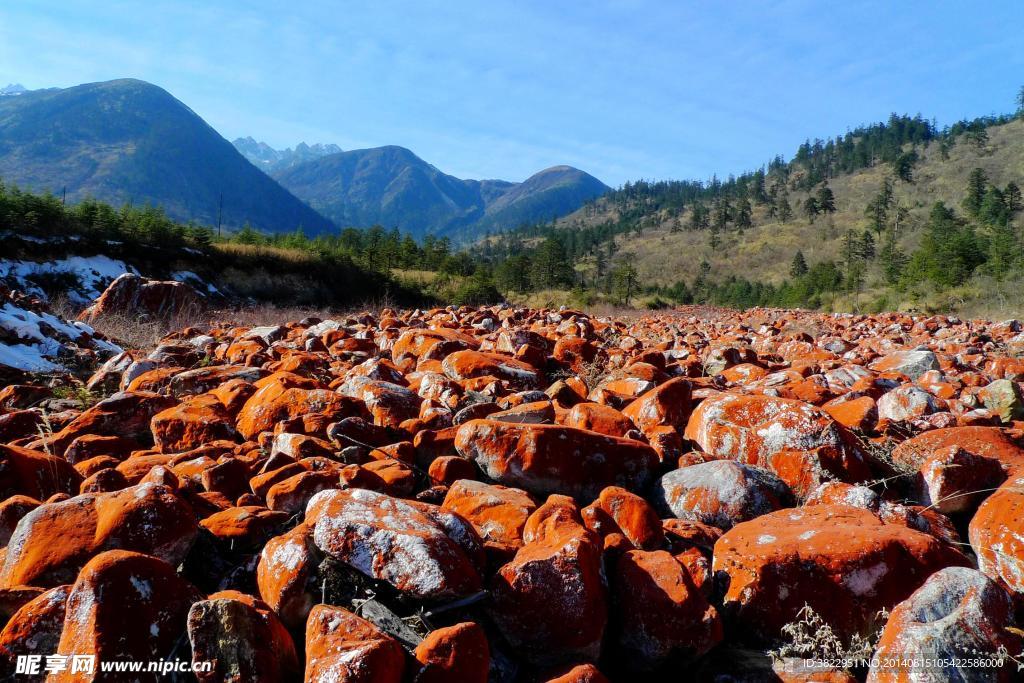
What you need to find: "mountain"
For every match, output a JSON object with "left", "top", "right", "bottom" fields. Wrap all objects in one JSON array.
[
  {"left": 0, "top": 84, "right": 28, "bottom": 97},
  {"left": 232, "top": 137, "right": 342, "bottom": 173},
  {"left": 0, "top": 79, "right": 334, "bottom": 233},
  {"left": 274, "top": 145, "right": 609, "bottom": 240}
]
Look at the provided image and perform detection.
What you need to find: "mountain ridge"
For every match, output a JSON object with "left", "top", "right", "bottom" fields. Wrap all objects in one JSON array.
[
  {"left": 232, "top": 137, "right": 342, "bottom": 173},
  {"left": 274, "top": 145, "right": 609, "bottom": 240}
]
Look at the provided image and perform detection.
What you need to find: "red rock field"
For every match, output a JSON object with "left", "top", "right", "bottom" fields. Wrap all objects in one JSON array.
[{"left": 3, "top": 285, "right": 1024, "bottom": 681}]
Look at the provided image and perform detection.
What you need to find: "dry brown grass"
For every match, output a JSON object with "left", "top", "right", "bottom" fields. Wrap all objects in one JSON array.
[{"left": 213, "top": 242, "right": 318, "bottom": 264}]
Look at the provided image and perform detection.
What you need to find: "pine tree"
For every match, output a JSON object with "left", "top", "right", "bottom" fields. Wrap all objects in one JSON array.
[
  {"left": 803, "top": 197, "right": 820, "bottom": 223},
  {"left": 865, "top": 195, "right": 888, "bottom": 236},
  {"left": 859, "top": 230, "right": 876, "bottom": 261},
  {"left": 894, "top": 151, "right": 917, "bottom": 183},
  {"left": 778, "top": 194, "right": 794, "bottom": 222},
  {"left": 735, "top": 199, "right": 752, "bottom": 230},
  {"left": 979, "top": 186, "right": 1009, "bottom": 226},
  {"left": 790, "top": 250, "right": 809, "bottom": 277},
  {"left": 987, "top": 220, "right": 1017, "bottom": 278},
  {"left": 963, "top": 168, "right": 989, "bottom": 217},
  {"left": 880, "top": 228, "right": 908, "bottom": 284},
  {"left": 816, "top": 185, "right": 836, "bottom": 214},
  {"left": 1006, "top": 182, "right": 1022, "bottom": 213}
]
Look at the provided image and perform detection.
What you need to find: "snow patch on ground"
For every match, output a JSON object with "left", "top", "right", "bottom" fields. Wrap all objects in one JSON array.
[
  {"left": 0, "top": 300, "right": 122, "bottom": 372},
  {"left": 0, "top": 256, "right": 138, "bottom": 304}
]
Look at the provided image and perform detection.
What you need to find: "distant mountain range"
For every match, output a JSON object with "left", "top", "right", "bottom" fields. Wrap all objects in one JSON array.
[
  {"left": 271, "top": 146, "right": 609, "bottom": 239},
  {"left": 232, "top": 137, "right": 342, "bottom": 173},
  {"left": 0, "top": 78, "right": 609, "bottom": 238}
]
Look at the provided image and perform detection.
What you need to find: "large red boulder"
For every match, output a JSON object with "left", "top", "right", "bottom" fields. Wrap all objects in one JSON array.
[
  {"left": 0, "top": 584, "right": 70, "bottom": 668},
  {"left": 0, "top": 483, "right": 197, "bottom": 588},
  {"left": 621, "top": 377, "right": 692, "bottom": 436},
  {"left": 609, "top": 548, "right": 722, "bottom": 669},
  {"left": 891, "top": 426, "right": 1024, "bottom": 473},
  {"left": 413, "top": 621, "right": 490, "bottom": 683},
  {"left": 55, "top": 550, "right": 203, "bottom": 679},
  {"left": 969, "top": 473, "right": 1024, "bottom": 594},
  {"left": 441, "top": 479, "right": 537, "bottom": 558},
  {"left": 454, "top": 419, "right": 658, "bottom": 500},
  {"left": 29, "top": 391, "right": 176, "bottom": 456},
  {"left": 257, "top": 523, "right": 321, "bottom": 629},
  {"left": 304, "top": 605, "right": 405, "bottom": 683},
  {"left": 151, "top": 394, "right": 238, "bottom": 452},
  {"left": 581, "top": 485, "right": 664, "bottom": 550},
  {"left": 713, "top": 505, "right": 970, "bottom": 642},
  {"left": 78, "top": 272, "right": 202, "bottom": 322},
  {"left": 684, "top": 393, "right": 870, "bottom": 499},
  {"left": 489, "top": 496, "right": 608, "bottom": 665},
  {"left": 0, "top": 443, "right": 82, "bottom": 500},
  {"left": 442, "top": 350, "right": 542, "bottom": 388}
]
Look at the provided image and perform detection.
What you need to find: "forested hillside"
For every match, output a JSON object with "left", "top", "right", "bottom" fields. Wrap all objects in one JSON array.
[{"left": 471, "top": 103, "right": 1024, "bottom": 316}]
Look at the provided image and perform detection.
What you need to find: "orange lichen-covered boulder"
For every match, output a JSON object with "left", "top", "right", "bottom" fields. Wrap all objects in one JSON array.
[
  {"left": 0, "top": 584, "right": 70, "bottom": 667},
  {"left": 442, "top": 350, "right": 542, "bottom": 388},
  {"left": 867, "top": 567, "right": 1021, "bottom": 683},
  {"left": 0, "top": 443, "right": 82, "bottom": 500},
  {"left": 488, "top": 496, "right": 608, "bottom": 665},
  {"left": 413, "top": 621, "right": 490, "bottom": 683},
  {"left": 392, "top": 327, "right": 478, "bottom": 365},
  {"left": 78, "top": 272, "right": 201, "bottom": 322},
  {"left": 684, "top": 393, "right": 870, "bottom": 499},
  {"left": 621, "top": 377, "right": 692, "bottom": 436},
  {"left": 581, "top": 485, "right": 664, "bottom": 550},
  {"left": 305, "top": 488, "right": 483, "bottom": 601},
  {"left": 339, "top": 377, "right": 422, "bottom": 428},
  {"left": 969, "top": 473, "right": 1024, "bottom": 594},
  {"left": 151, "top": 394, "right": 238, "bottom": 452},
  {"left": 564, "top": 402, "right": 633, "bottom": 437},
  {"left": 541, "top": 663, "right": 611, "bottom": 683},
  {"left": 713, "top": 505, "right": 970, "bottom": 643},
  {"left": 199, "top": 505, "right": 289, "bottom": 545},
  {"left": 609, "top": 549, "right": 722, "bottom": 669},
  {"left": 187, "top": 590, "right": 299, "bottom": 683},
  {"left": 257, "top": 523, "right": 321, "bottom": 630},
  {"left": 55, "top": 550, "right": 203, "bottom": 679},
  {"left": 304, "top": 604, "right": 405, "bottom": 683},
  {"left": 656, "top": 460, "right": 791, "bottom": 530},
  {"left": 0, "top": 483, "right": 197, "bottom": 588},
  {"left": 891, "top": 426, "right": 1024, "bottom": 472},
  {"left": 441, "top": 479, "right": 537, "bottom": 558},
  {"left": 236, "top": 383, "right": 361, "bottom": 440},
  {"left": 454, "top": 419, "right": 658, "bottom": 500},
  {"left": 916, "top": 446, "right": 1005, "bottom": 514},
  {"left": 30, "top": 391, "right": 176, "bottom": 456}
]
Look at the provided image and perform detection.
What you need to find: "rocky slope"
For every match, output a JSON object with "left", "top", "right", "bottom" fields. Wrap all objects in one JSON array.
[
  {"left": 0, "top": 293, "right": 1023, "bottom": 680},
  {"left": 275, "top": 146, "right": 609, "bottom": 240}
]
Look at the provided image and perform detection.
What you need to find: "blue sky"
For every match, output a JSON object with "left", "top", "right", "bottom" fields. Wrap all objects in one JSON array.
[{"left": 1, "top": 1, "right": 1022, "bottom": 186}]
